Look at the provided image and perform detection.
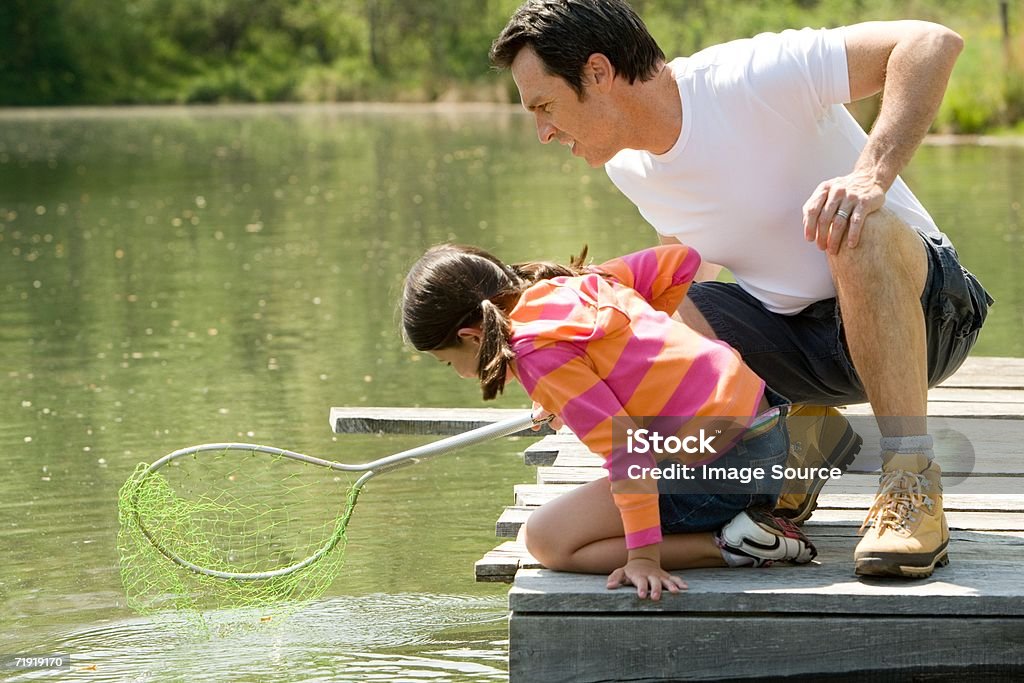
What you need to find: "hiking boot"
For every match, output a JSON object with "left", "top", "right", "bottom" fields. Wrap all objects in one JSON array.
[
  {"left": 854, "top": 452, "right": 950, "bottom": 578},
  {"left": 715, "top": 507, "right": 817, "bottom": 567},
  {"left": 774, "top": 405, "right": 862, "bottom": 524}
]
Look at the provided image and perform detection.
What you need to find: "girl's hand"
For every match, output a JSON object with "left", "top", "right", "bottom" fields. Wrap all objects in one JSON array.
[
  {"left": 531, "top": 402, "right": 564, "bottom": 431},
  {"left": 606, "top": 558, "right": 688, "bottom": 601}
]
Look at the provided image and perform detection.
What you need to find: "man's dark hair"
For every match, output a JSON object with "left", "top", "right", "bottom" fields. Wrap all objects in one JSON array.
[{"left": 490, "top": 0, "right": 665, "bottom": 98}]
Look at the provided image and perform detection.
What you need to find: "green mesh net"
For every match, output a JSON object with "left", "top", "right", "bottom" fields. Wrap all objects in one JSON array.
[
  {"left": 117, "top": 415, "right": 539, "bottom": 636},
  {"left": 117, "top": 448, "right": 360, "bottom": 635}
]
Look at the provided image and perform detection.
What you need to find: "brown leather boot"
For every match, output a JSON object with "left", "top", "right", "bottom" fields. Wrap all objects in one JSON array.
[
  {"left": 854, "top": 452, "right": 950, "bottom": 578},
  {"left": 774, "top": 405, "right": 862, "bottom": 524}
]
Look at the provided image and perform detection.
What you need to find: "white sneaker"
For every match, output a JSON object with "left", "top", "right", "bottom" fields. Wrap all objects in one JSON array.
[{"left": 715, "top": 508, "right": 817, "bottom": 567}]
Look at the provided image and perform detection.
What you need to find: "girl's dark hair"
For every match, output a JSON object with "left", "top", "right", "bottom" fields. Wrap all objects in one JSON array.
[
  {"left": 402, "top": 244, "right": 588, "bottom": 400},
  {"left": 490, "top": 0, "right": 665, "bottom": 98}
]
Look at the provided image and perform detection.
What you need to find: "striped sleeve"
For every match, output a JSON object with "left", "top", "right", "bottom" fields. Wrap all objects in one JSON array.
[
  {"left": 595, "top": 245, "right": 701, "bottom": 316},
  {"left": 515, "top": 343, "right": 662, "bottom": 550}
]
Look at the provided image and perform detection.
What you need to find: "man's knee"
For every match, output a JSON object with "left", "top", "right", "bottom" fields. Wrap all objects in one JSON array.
[{"left": 827, "top": 209, "right": 927, "bottom": 294}]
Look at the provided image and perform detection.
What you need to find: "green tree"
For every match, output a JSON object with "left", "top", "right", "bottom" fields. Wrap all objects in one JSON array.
[{"left": 0, "top": 0, "right": 81, "bottom": 104}]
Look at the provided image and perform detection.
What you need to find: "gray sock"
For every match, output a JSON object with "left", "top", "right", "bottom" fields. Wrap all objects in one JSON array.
[
  {"left": 880, "top": 435, "right": 934, "bottom": 462},
  {"left": 719, "top": 547, "right": 755, "bottom": 567},
  {"left": 714, "top": 533, "right": 756, "bottom": 567}
]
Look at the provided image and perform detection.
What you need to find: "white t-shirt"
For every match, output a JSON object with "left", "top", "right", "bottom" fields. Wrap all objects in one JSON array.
[{"left": 605, "top": 27, "right": 940, "bottom": 315}]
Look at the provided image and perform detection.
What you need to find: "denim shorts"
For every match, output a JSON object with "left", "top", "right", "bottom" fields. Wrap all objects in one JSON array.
[
  {"left": 687, "top": 230, "right": 994, "bottom": 405},
  {"left": 658, "top": 390, "right": 791, "bottom": 534}
]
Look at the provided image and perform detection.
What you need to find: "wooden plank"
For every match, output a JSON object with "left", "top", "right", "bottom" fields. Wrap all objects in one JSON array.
[
  {"left": 535, "top": 469, "right": 1024, "bottom": 495},
  {"left": 509, "top": 613, "right": 1024, "bottom": 682},
  {"left": 518, "top": 484, "right": 1024, "bottom": 514},
  {"left": 813, "top": 493, "right": 1024, "bottom": 513},
  {"left": 538, "top": 441, "right": 1024, "bottom": 477},
  {"left": 842, "top": 402, "right": 1024, "bottom": 417},
  {"left": 474, "top": 539, "right": 541, "bottom": 582},
  {"left": 509, "top": 563, "right": 1024, "bottom": 615},
  {"left": 928, "top": 387, "right": 1024, "bottom": 404},
  {"left": 807, "top": 508, "right": 1024, "bottom": 529},
  {"left": 496, "top": 506, "right": 533, "bottom": 538},
  {"left": 522, "top": 442, "right": 557, "bottom": 467},
  {"left": 546, "top": 444, "right": 1024, "bottom": 477},
  {"left": 939, "top": 356, "right": 1024, "bottom": 389},
  {"left": 536, "top": 466, "right": 605, "bottom": 485},
  {"left": 497, "top": 505, "right": 1024, "bottom": 541},
  {"left": 475, "top": 541, "right": 522, "bottom": 579},
  {"left": 329, "top": 406, "right": 553, "bottom": 436},
  {"left": 843, "top": 417, "right": 1024, "bottom": 475},
  {"left": 785, "top": 529, "right": 1024, "bottom": 561},
  {"left": 523, "top": 434, "right": 583, "bottom": 466},
  {"left": 550, "top": 450, "right": 602, "bottom": 467},
  {"left": 543, "top": 449, "right": 1024, "bottom": 477}
]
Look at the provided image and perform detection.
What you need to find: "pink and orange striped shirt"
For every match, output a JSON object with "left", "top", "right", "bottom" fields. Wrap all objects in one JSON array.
[{"left": 509, "top": 245, "right": 765, "bottom": 549}]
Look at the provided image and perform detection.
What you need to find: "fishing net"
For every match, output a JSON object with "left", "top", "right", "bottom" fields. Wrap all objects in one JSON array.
[
  {"left": 116, "top": 414, "right": 542, "bottom": 636},
  {"left": 117, "top": 447, "right": 360, "bottom": 635}
]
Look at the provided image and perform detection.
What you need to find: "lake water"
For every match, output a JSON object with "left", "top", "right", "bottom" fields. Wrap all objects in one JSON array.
[{"left": 1, "top": 105, "right": 1021, "bottom": 682}]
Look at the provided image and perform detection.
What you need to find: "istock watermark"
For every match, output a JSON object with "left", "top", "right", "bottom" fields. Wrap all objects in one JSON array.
[
  {"left": 605, "top": 414, "right": 1024, "bottom": 497},
  {"left": 625, "top": 461, "right": 845, "bottom": 485},
  {"left": 625, "top": 427, "right": 719, "bottom": 456}
]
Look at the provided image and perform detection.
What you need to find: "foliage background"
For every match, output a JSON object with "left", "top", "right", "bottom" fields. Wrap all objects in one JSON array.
[{"left": 1, "top": 0, "right": 1022, "bottom": 132}]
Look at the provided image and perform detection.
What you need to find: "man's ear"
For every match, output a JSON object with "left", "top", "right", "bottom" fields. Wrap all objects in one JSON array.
[
  {"left": 457, "top": 327, "right": 483, "bottom": 345},
  {"left": 584, "top": 53, "right": 615, "bottom": 92}
]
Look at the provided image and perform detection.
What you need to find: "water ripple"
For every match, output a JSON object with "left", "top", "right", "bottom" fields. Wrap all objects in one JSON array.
[{"left": 8, "top": 594, "right": 510, "bottom": 682}]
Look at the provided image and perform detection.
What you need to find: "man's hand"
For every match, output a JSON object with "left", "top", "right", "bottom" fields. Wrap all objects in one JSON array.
[
  {"left": 802, "top": 171, "right": 885, "bottom": 254},
  {"left": 606, "top": 557, "right": 687, "bottom": 601}
]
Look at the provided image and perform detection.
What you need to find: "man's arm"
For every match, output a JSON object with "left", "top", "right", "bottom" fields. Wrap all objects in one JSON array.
[
  {"left": 802, "top": 21, "right": 963, "bottom": 254},
  {"left": 659, "top": 234, "right": 722, "bottom": 282}
]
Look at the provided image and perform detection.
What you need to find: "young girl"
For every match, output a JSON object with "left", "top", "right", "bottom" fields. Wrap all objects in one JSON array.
[{"left": 401, "top": 243, "right": 815, "bottom": 600}]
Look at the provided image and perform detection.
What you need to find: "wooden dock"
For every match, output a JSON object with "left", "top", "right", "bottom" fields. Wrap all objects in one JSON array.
[{"left": 332, "top": 356, "right": 1024, "bottom": 681}]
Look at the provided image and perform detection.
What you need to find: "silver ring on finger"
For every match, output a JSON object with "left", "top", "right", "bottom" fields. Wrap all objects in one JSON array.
[{"left": 836, "top": 209, "right": 850, "bottom": 220}]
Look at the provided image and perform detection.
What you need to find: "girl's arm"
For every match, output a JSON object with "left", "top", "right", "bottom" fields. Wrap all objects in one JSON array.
[
  {"left": 516, "top": 343, "right": 685, "bottom": 599},
  {"left": 595, "top": 244, "right": 702, "bottom": 315},
  {"left": 660, "top": 233, "right": 722, "bottom": 282}
]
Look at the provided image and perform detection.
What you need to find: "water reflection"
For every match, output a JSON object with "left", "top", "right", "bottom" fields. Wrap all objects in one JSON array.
[{"left": 13, "top": 594, "right": 508, "bottom": 682}]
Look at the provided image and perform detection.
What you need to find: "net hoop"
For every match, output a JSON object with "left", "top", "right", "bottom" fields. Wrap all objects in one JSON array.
[
  {"left": 127, "top": 454, "right": 371, "bottom": 580},
  {"left": 125, "top": 413, "right": 544, "bottom": 581}
]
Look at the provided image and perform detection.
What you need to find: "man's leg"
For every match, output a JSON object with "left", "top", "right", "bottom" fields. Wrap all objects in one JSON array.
[
  {"left": 677, "top": 292, "right": 861, "bottom": 525},
  {"left": 827, "top": 209, "right": 928, "bottom": 437},
  {"left": 827, "top": 208, "right": 948, "bottom": 578}
]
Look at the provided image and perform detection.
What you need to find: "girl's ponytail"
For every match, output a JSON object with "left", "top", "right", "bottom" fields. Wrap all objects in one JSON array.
[
  {"left": 511, "top": 245, "right": 590, "bottom": 284},
  {"left": 478, "top": 298, "right": 516, "bottom": 400}
]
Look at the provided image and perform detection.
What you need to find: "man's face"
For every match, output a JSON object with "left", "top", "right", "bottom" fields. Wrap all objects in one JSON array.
[{"left": 510, "top": 47, "right": 619, "bottom": 168}]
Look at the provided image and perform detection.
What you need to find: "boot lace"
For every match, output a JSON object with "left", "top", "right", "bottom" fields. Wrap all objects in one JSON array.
[{"left": 859, "top": 469, "right": 934, "bottom": 535}]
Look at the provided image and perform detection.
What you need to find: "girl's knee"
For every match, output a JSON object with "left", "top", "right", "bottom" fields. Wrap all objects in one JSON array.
[{"left": 523, "top": 513, "right": 572, "bottom": 570}]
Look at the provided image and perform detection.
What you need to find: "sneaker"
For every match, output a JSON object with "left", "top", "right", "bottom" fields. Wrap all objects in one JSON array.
[
  {"left": 854, "top": 452, "right": 950, "bottom": 578},
  {"left": 775, "top": 405, "right": 862, "bottom": 524},
  {"left": 715, "top": 507, "right": 817, "bottom": 567}
]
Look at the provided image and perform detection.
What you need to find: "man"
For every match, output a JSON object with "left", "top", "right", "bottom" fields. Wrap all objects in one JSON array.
[{"left": 491, "top": 0, "right": 992, "bottom": 578}]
